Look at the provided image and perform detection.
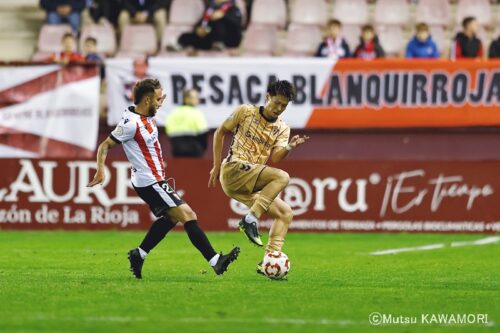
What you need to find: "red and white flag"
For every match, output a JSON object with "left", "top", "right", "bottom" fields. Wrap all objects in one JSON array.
[{"left": 0, "top": 64, "right": 100, "bottom": 158}]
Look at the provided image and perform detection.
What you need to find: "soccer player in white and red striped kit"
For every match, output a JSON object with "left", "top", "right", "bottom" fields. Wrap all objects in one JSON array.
[{"left": 88, "top": 78, "right": 239, "bottom": 279}]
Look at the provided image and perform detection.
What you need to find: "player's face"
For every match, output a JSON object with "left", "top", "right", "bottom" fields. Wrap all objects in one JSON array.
[
  {"left": 264, "top": 94, "right": 290, "bottom": 120},
  {"left": 147, "top": 89, "right": 165, "bottom": 116}
]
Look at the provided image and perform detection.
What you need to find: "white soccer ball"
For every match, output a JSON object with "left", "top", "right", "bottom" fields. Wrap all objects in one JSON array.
[{"left": 262, "top": 251, "right": 291, "bottom": 280}]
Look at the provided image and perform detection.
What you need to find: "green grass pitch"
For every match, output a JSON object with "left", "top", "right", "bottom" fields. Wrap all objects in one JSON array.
[{"left": 0, "top": 231, "right": 498, "bottom": 333}]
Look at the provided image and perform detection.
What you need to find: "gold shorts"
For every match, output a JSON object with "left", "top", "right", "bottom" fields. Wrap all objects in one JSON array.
[{"left": 220, "top": 161, "right": 266, "bottom": 207}]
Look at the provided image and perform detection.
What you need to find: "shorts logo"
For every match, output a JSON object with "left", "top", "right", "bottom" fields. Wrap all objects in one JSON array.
[{"left": 240, "top": 164, "right": 251, "bottom": 171}]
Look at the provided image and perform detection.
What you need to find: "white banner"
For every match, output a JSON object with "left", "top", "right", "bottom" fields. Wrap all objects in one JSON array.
[
  {"left": 105, "top": 57, "right": 335, "bottom": 128},
  {"left": 0, "top": 65, "right": 100, "bottom": 158}
]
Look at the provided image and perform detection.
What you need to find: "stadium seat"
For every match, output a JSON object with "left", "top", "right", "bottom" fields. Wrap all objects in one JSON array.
[
  {"left": 415, "top": 0, "right": 450, "bottom": 27},
  {"left": 169, "top": 0, "right": 205, "bottom": 25},
  {"left": 342, "top": 25, "right": 362, "bottom": 52},
  {"left": 290, "top": 0, "right": 328, "bottom": 26},
  {"left": 250, "top": 0, "right": 287, "bottom": 29},
  {"left": 159, "top": 24, "right": 192, "bottom": 53},
  {"left": 428, "top": 25, "right": 447, "bottom": 56},
  {"left": 241, "top": 24, "right": 278, "bottom": 57},
  {"left": 115, "top": 24, "right": 157, "bottom": 58},
  {"left": 331, "top": 0, "right": 369, "bottom": 26},
  {"left": 79, "top": 24, "right": 117, "bottom": 56},
  {"left": 456, "top": 0, "right": 492, "bottom": 26},
  {"left": 283, "top": 24, "right": 322, "bottom": 57},
  {"left": 376, "top": 25, "right": 405, "bottom": 56},
  {"left": 36, "top": 24, "right": 73, "bottom": 53},
  {"left": 374, "top": 0, "right": 410, "bottom": 26}
]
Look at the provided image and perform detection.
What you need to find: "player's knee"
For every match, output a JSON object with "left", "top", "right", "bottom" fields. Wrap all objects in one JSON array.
[
  {"left": 177, "top": 206, "right": 197, "bottom": 223},
  {"left": 277, "top": 170, "right": 290, "bottom": 186}
]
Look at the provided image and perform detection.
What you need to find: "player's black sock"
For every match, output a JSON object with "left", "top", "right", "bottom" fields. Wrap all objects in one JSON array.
[
  {"left": 184, "top": 220, "right": 217, "bottom": 261},
  {"left": 139, "top": 216, "right": 176, "bottom": 253}
]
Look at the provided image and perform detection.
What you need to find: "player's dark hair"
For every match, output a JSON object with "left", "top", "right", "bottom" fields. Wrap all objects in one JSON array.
[
  {"left": 133, "top": 78, "right": 161, "bottom": 105},
  {"left": 267, "top": 79, "right": 296, "bottom": 102},
  {"left": 85, "top": 37, "right": 97, "bottom": 45},
  {"left": 61, "top": 33, "right": 74, "bottom": 41},
  {"left": 462, "top": 16, "right": 476, "bottom": 29}
]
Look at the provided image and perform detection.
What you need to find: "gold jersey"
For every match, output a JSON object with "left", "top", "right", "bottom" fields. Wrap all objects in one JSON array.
[{"left": 224, "top": 104, "right": 290, "bottom": 165}]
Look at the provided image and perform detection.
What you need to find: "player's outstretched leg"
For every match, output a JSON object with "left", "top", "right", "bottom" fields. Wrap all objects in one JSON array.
[
  {"left": 171, "top": 204, "right": 240, "bottom": 275},
  {"left": 128, "top": 216, "right": 176, "bottom": 279},
  {"left": 239, "top": 167, "right": 290, "bottom": 247},
  {"left": 184, "top": 220, "right": 240, "bottom": 275}
]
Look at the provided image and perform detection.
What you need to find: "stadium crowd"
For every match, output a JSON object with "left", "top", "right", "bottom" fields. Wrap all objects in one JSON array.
[{"left": 33, "top": 0, "right": 500, "bottom": 62}]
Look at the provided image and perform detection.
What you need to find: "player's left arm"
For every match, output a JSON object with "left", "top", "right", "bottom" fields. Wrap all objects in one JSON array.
[{"left": 271, "top": 132, "right": 310, "bottom": 164}]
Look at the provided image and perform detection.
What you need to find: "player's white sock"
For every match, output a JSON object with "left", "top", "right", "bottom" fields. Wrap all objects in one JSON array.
[
  {"left": 209, "top": 253, "right": 220, "bottom": 266},
  {"left": 244, "top": 212, "right": 258, "bottom": 225},
  {"left": 138, "top": 247, "right": 148, "bottom": 259}
]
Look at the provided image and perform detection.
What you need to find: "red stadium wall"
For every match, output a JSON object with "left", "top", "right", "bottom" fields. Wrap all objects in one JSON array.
[{"left": 0, "top": 158, "right": 499, "bottom": 233}]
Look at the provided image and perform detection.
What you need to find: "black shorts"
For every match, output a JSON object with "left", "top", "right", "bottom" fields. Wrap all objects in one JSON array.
[{"left": 133, "top": 181, "right": 185, "bottom": 217}]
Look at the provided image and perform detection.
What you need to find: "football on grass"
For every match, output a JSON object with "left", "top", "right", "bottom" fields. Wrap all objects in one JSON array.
[{"left": 262, "top": 251, "right": 290, "bottom": 279}]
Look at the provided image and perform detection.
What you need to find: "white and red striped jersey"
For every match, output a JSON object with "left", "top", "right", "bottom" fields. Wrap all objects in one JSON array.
[{"left": 110, "top": 106, "right": 165, "bottom": 187}]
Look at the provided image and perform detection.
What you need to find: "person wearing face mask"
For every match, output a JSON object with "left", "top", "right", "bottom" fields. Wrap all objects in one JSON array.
[{"left": 209, "top": 80, "right": 309, "bottom": 276}]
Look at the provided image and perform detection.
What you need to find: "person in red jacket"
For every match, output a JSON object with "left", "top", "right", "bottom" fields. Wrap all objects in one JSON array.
[
  {"left": 451, "top": 16, "right": 483, "bottom": 60},
  {"left": 353, "top": 25, "right": 385, "bottom": 60},
  {"left": 50, "top": 33, "right": 85, "bottom": 65}
]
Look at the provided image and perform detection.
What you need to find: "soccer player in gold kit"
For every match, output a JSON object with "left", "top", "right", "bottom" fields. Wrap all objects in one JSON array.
[{"left": 208, "top": 80, "right": 309, "bottom": 274}]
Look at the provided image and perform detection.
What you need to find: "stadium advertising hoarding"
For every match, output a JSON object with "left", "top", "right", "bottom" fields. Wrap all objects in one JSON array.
[
  {"left": 0, "top": 64, "right": 100, "bottom": 158},
  {"left": 0, "top": 158, "right": 499, "bottom": 233},
  {"left": 106, "top": 58, "right": 500, "bottom": 129}
]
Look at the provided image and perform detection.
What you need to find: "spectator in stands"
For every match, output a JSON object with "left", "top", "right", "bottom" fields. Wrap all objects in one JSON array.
[
  {"left": 83, "top": 37, "right": 102, "bottom": 62},
  {"left": 488, "top": 36, "right": 500, "bottom": 58},
  {"left": 173, "top": 0, "right": 242, "bottom": 53},
  {"left": 315, "top": 19, "right": 351, "bottom": 59},
  {"left": 405, "top": 23, "right": 440, "bottom": 59},
  {"left": 165, "top": 89, "right": 209, "bottom": 157},
  {"left": 118, "top": 0, "right": 168, "bottom": 43},
  {"left": 353, "top": 25, "right": 385, "bottom": 60},
  {"left": 82, "top": 0, "right": 123, "bottom": 27},
  {"left": 40, "top": 0, "right": 85, "bottom": 34},
  {"left": 83, "top": 37, "right": 105, "bottom": 78},
  {"left": 451, "top": 16, "right": 483, "bottom": 60},
  {"left": 50, "top": 33, "right": 85, "bottom": 64}
]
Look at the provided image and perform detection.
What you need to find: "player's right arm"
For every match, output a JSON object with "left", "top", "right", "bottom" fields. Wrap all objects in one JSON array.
[
  {"left": 87, "top": 118, "right": 135, "bottom": 187},
  {"left": 87, "top": 137, "right": 118, "bottom": 187},
  {"left": 208, "top": 105, "right": 244, "bottom": 187}
]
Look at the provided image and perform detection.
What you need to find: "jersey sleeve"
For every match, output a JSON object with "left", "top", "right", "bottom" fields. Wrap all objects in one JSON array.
[
  {"left": 274, "top": 126, "right": 290, "bottom": 148},
  {"left": 223, "top": 105, "right": 247, "bottom": 132},
  {"left": 110, "top": 118, "right": 135, "bottom": 143}
]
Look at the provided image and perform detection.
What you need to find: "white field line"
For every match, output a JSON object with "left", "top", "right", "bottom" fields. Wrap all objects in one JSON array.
[
  {"left": 32, "top": 315, "right": 359, "bottom": 326},
  {"left": 370, "top": 236, "right": 500, "bottom": 256}
]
